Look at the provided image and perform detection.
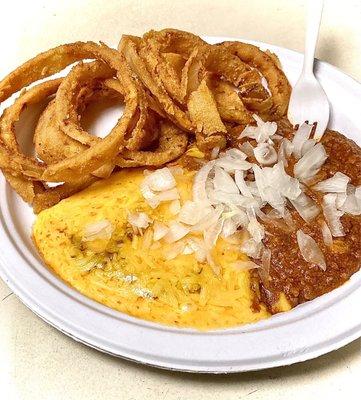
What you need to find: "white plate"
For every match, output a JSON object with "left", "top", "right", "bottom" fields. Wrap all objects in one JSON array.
[{"left": 0, "top": 37, "right": 360, "bottom": 373}]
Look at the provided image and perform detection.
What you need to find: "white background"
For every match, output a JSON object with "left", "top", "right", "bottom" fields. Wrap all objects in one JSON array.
[{"left": 0, "top": 0, "right": 360, "bottom": 399}]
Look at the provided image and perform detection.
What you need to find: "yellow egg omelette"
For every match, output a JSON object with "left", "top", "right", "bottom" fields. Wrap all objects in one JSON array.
[{"left": 33, "top": 168, "right": 291, "bottom": 330}]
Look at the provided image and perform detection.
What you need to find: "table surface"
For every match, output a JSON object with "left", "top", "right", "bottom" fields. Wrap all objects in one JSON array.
[{"left": 0, "top": 1, "right": 360, "bottom": 399}]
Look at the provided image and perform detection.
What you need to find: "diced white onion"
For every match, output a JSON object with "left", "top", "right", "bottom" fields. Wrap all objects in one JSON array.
[
  {"left": 292, "top": 123, "right": 312, "bottom": 159},
  {"left": 157, "top": 188, "right": 180, "bottom": 202},
  {"left": 215, "top": 157, "right": 252, "bottom": 172},
  {"left": 193, "top": 161, "right": 215, "bottom": 204},
  {"left": 294, "top": 143, "right": 328, "bottom": 182},
  {"left": 221, "top": 217, "right": 238, "bottom": 238},
  {"left": 313, "top": 172, "right": 350, "bottom": 193},
  {"left": 246, "top": 208, "right": 265, "bottom": 243},
  {"left": 321, "top": 220, "right": 333, "bottom": 247},
  {"left": 234, "top": 170, "right": 253, "bottom": 198},
  {"left": 164, "top": 221, "right": 190, "bottom": 243},
  {"left": 209, "top": 190, "right": 261, "bottom": 208},
  {"left": 191, "top": 205, "right": 224, "bottom": 232},
  {"left": 169, "top": 199, "right": 181, "bottom": 215},
  {"left": 231, "top": 260, "right": 260, "bottom": 270},
  {"left": 290, "top": 192, "right": 320, "bottom": 222},
  {"left": 253, "top": 143, "right": 278, "bottom": 165},
  {"left": 178, "top": 201, "right": 212, "bottom": 225},
  {"left": 225, "top": 148, "right": 248, "bottom": 160},
  {"left": 239, "top": 142, "right": 254, "bottom": 158},
  {"left": 239, "top": 114, "right": 278, "bottom": 143},
  {"left": 153, "top": 221, "right": 168, "bottom": 241},
  {"left": 204, "top": 218, "right": 224, "bottom": 249},
  {"left": 213, "top": 166, "right": 239, "bottom": 194},
  {"left": 240, "top": 238, "right": 263, "bottom": 258},
  {"left": 144, "top": 167, "right": 176, "bottom": 191},
  {"left": 322, "top": 193, "right": 345, "bottom": 237},
  {"left": 83, "top": 219, "right": 113, "bottom": 241},
  {"left": 164, "top": 241, "right": 186, "bottom": 260},
  {"left": 296, "top": 229, "right": 326, "bottom": 271},
  {"left": 140, "top": 182, "right": 160, "bottom": 209},
  {"left": 127, "top": 212, "right": 152, "bottom": 230},
  {"left": 301, "top": 139, "right": 316, "bottom": 156},
  {"left": 340, "top": 194, "right": 361, "bottom": 215}
]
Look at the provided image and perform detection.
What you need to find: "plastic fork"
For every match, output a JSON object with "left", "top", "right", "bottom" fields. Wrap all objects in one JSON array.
[{"left": 287, "top": 0, "right": 329, "bottom": 141}]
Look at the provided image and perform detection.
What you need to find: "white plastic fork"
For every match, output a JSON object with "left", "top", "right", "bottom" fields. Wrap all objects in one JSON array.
[{"left": 287, "top": 0, "right": 329, "bottom": 141}]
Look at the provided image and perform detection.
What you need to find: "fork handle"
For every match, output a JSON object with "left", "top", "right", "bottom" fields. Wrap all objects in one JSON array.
[{"left": 302, "top": 0, "right": 324, "bottom": 76}]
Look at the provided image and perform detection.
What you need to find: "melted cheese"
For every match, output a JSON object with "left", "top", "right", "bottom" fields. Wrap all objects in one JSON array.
[{"left": 33, "top": 168, "right": 290, "bottom": 330}]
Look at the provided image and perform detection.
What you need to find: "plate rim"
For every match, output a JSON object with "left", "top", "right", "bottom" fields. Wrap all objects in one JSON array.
[{"left": 0, "top": 35, "right": 360, "bottom": 373}]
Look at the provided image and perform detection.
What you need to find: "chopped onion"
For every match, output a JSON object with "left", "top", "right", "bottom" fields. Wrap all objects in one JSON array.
[
  {"left": 296, "top": 229, "right": 326, "bottom": 271},
  {"left": 228, "top": 206, "right": 249, "bottom": 228},
  {"left": 191, "top": 205, "right": 224, "bottom": 232},
  {"left": 127, "top": 212, "right": 152, "bottom": 230},
  {"left": 253, "top": 143, "right": 278, "bottom": 165},
  {"left": 225, "top": 148, "right": 248, "bottom": 160},
  {"left": 335, "top": 193, "right": 347, "bottom": 209},
  {"left": 169, "top": 199, "right": 181, "bottom": 215},
  {"left": 193, "top": 161, "right": 215, "bottom": 204},
  {"left": 157, "top": 188, "right": 180, "bottom": 201},
  {"left": 178, "top": 201, "right": 212, "bottom": 225},
  {"left": 355, "top": 186, "right": 361, "bottom": 200},
  {"left": 301, "top": 139, "right": 316, "bottom": 156},
  {"left": 234, "top": 170, "right": 253, "bottom": 197},
  {"left": 240, "top": 238, "right": 263, "bottom": 258},
  {"left": 277, "top": 140, "right": 288, "bottom": 167},
  {"left": 222, "top": 231, "right": 244, "bottom": 244},
  {"left": 239, "top": 114, "right": 277, "bottom": 143},
  {"left": 140, "top": 182, "right": 160, "bottom": 209},
  {"left": 292, "top": 123, "right": 312, "bottom": 159},
  {"left": 204, "top": 218, "right": 224, "bottom": 249},
  {"left": 153, "top": 221, "right": 168, "bottom": 241},
  {"left": 246, "top": 208, "right": 265, "bottom": 243},
  {"left": 271, "top": 162, "right": 301, "bottom": 200},
  {"left": 221, "top": 217, "right": 238, "bottom": 238},
  {"left": 209, "top": 190, "right": 261, "bottom": 208},
  {"left": 239, "top": 141, "right": 254, "bottom": 158},
  {"left": 231, "top": 260, "right": 260, "bottom": 271},
  {"left": 313, "top": 172, "right": 350, "bottom": 193},
  {"left": 322, "top": 193, "right": 345, "bottom": 237},
  {"left": 164, "top": 241, "right": 186, "bottom": 260},
  {"left": 252, "top": 164, "right": 285, "bottom": 211},
  {"left": 290, "top": 192, "right": 320, "bottom": 222},
  {"left": 164, "top": 222, "right": 190, "bottom": 243},
  {"left": 215, "top": 157, "right": 252, "bottom": 172},
  {"left": 213, "top": 166, "right": 239, "bottom": 193},
  {"left": 294, "top": 142, "right": 328, "bottom": 182},
  {"left": 321, "top": 221, "right": 333, "bottom": 247},
  {"left": 144, "top": 167, "right": 176, "bottom": 191},
  {"left": 340, "top": 194, "right": 361, "bottom": 215},
  {"left": 83, "top": 219, "right": 113, "bottom": 241}
]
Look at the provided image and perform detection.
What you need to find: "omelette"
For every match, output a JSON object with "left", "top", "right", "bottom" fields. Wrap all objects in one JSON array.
[{"left": 33, "top": 167, "right": 291, "bottom": 330}]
